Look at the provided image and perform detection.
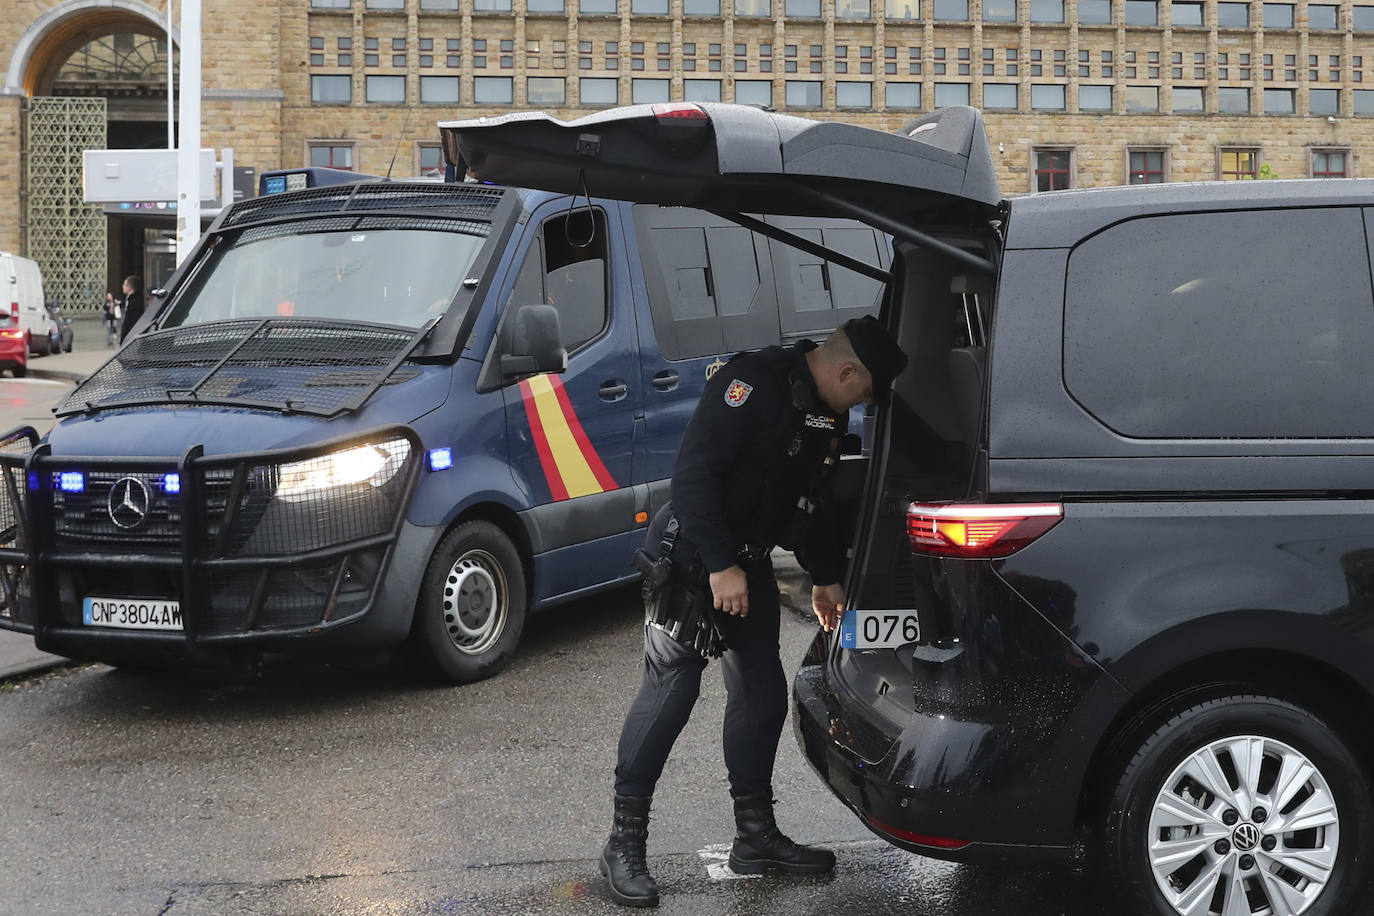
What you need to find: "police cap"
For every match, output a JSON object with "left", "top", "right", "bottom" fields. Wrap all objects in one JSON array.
[{"left": 844, "top": 316, "right": 908, "bottom": 406}]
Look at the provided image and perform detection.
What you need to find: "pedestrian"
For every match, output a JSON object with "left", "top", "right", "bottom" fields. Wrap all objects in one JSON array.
[
  {"left": 102, "top": 292, "right": 118, "bottom": 346},
  {"left": 119, "top": 276, "right": 144, "bottom": 343},
  {"left": 601, "top": 316, "right": 909, "bottom": 908}
]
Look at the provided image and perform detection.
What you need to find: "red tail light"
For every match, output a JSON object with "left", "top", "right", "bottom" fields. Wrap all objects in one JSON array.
[
  {"left": 907, "top": 502, "right": 1063, "bottom": 559},
  {"left": 9, "top": 303, "right": 16, "bottom": 320}
]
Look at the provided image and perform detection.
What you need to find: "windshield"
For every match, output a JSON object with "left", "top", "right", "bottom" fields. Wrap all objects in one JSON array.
[{"left": 161, "top": 227, "right": 488, "bottom": 329}]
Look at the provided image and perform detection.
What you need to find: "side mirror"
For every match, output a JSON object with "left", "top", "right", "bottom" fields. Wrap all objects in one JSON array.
[{"left": 500, "top": 304, "right": 567, "bottom": 376}]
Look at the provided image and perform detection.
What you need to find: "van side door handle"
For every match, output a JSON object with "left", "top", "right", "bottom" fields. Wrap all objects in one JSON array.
[
  {"left": 599, "top": 381, "right": 628, "bottom": 401},
  {"left": 651, "top": 371, "right": 679, "bottom": 391}
]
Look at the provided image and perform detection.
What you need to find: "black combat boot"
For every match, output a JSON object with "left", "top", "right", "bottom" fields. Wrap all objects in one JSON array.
[
  {"left": 728, "top": 792, "right": 837, "bottom": 875},
  {"left": 599, "top": 794, "right": 660, "bottom": 907}
]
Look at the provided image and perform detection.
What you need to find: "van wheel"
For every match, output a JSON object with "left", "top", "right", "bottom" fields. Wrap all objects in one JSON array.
[
  {"left": 1099, "top": 693, "right": 1372, "bottom": 916},
  {"left": 409, "top": 520, "right": 527, "bottom": 685},
  {"left": 31, "top": 334, "right": 48, "bottom": 356},
  {"left": 12, "top": 366, "right": 25, "bottom": 378}
]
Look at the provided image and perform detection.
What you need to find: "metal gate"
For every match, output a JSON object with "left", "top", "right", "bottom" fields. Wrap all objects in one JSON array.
[{"left": 23, "top": 97, "right": 107, "bottom": 316}]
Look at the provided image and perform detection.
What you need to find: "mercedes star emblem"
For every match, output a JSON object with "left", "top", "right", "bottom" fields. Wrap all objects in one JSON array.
[{"left": 108, "top": 476, "right": 150, "bottom": 530}]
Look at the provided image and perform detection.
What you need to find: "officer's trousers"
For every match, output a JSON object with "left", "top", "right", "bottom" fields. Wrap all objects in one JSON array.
[{"left": 613, "top": 555, "right": 787, "bottom": 800}]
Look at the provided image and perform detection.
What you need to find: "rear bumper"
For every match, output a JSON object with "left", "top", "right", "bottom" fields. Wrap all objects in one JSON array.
[{"left": 792, "top": 634, "right": 1086, "bottom": 866}]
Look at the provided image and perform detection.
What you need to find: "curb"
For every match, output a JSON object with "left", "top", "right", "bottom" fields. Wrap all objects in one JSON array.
[{"left": 28, "top": 367, "right": 86, "bottom": 383}]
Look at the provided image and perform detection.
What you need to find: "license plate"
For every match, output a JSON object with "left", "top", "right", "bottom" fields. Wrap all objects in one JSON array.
[
  {"left": 82, "top": 597, "right": 183, "bottom": 631},
  {"left": 839, "top": 609, "right": 919, "bottom": 650}
]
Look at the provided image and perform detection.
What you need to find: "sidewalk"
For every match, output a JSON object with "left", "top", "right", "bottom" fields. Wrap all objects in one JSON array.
[{"left": 0, "top": 318, "right": 109, "bottom": 679}]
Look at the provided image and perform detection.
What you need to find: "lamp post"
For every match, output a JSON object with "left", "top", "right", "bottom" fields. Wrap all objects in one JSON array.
[{"left": 175, "top": 0, "right": 201, "bottom": 266}]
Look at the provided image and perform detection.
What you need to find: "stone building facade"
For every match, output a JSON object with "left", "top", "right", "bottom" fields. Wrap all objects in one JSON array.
[{"left": 2, "top": 0, "right": 1373, "bottom": 301}]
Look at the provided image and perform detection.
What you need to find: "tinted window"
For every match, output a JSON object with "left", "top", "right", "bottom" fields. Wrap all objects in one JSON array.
[
  {"left": 1310, "top": 3, "right": 1337, "bottom": 26},
  {"left": 506, "top": 209, "right": 609, "bottom": 353},
  {"left": 1064, "top": 208, "right": 1374, "bottom": 438}
]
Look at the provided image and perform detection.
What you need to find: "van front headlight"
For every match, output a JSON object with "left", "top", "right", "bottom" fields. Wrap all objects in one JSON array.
[{"left": 274, "top": 440, "right": 409, "bottom": 502}]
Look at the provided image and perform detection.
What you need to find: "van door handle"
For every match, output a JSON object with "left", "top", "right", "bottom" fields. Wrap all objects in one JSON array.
[
  {"left": 599, "top": 381, "right": 628, "bottom": 401},
  {"left": 651, "top": 371, "right": 679, "bottom": 391}
]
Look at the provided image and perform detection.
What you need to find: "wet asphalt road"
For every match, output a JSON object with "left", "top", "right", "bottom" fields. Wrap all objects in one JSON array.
[{"left": 0, "top": 575, "right": 1116, "bottom": 916}]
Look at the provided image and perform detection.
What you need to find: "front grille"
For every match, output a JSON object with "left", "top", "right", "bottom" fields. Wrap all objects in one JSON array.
[{"left": 53, "top": 469, "right": 183, "bottom": 548}]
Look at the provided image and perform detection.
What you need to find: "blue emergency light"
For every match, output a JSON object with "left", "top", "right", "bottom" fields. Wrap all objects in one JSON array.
[
  {"left": 163, "top": 473, "right": 181, "bottom": 494},
  {"left": 427, "top": 448, "right": 453, "bottom": 471},
  {"left": 258, "top": 167, "right": 385, "bottom": 197},
  {"left": 56, "top": 471, "right": 85, "bottom": 493}
]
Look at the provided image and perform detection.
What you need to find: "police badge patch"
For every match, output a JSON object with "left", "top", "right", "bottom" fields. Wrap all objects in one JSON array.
[{"left": 724, "top": 379, "right": 753, "bottom": 407}]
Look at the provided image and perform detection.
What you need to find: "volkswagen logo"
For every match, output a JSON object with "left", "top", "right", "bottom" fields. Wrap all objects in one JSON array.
[
  {"left": 1232, "top": 822, "right": 1261, "bottom": 852},
  {"left": 107, "top": 476, "right": 150, "bottom": 530}
]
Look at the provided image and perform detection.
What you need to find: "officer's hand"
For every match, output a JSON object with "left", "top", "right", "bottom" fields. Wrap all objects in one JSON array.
[
  {"left": 710, "top": 566, "right": 750, "bottom": 617},
  {"left": 812, "top": 583, "right": 845, "bottom": 631}
]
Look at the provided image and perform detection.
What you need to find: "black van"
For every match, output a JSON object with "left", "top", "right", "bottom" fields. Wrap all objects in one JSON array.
[{"left": 444, "top": 103, "right": 1374, "bottom": 916}]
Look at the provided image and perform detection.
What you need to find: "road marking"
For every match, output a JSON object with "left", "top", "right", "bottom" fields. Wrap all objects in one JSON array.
[
  {"left": 698, "top": 843, "right": 759, "bottom": 881},
  {"left": 0, "top": 377, "right": 68, "bottom": 387}
]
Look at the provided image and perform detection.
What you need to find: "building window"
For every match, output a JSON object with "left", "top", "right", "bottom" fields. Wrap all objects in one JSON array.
[
  {"left": 737, "top": 0, "right": 772, "bottom": 14},
  {"left": 310, "top": 0, "right": 350, "bottom": 7},
  {"left": 1355, "top": 6, "right": 1374, "bottom": 28},
  {"left": 1263, "top": 88, "right": 1295, "bottom": 114},
  {"left": 1311, "top": 149, "right": 1349, "bottom": 177},
  {"left": 1128, "top": 148, "right": 1166, "bottom": 183},
  {"left": 474, "top": 0, "right": 513, "bottom": 8},
  {"left": 983, "top": 83, "right": 1018, "bottom": 108},
  {"left": 527, "top": 77, "right": 566, "bottom": 104},
  {"left": 580, "top": 77, "right": 618, "bottom": 105},
  {"left": 580, "top": 0, "right": 618, "bottom": 10},
  {"left": 420, "top": 0, "right": 459, "bottom": 8},
  {"left": 1309, "top": 88, "right": 1340, "bottom": 114},
  {"left": 886, "top": 82, "right": 921, "bottom": 107},
  {"left": 982, "top": 0, "right": 1015, "bottom": 17},
  {"left": 1030, "top": 0, "right": 1064, "bottom": 21},
  {"left": 887, "top": 0, "right": 919, "bottom": 17},
  {"left": 1174, "top": 86, "right": 1204, "bottom": 111},
  {"left": 1079, "top": 84, "right": 1112, "bottom": 109},
  {"left": 736, "top": 79, "right": 772, "bottom": 105},
  {"left": 1217, "top": 2, "right": 1248, "bottom": 25},
  {"left": 311, "top": 74, "right": 352, "bottom": 103},
  {"left": 1308, "top": 3, "right": 1337, "bottom": 27},
  {"left": 685, "top": 78, "right": 722, "bottom": 100},
  {"left": 1219, "top": 148, "right": 1259, "bottom": 180},
  {"left": 837, "top": 81, "right": 873, "bottom": 107},
  {"left": 416, "top": 143, "right": 444, "bottom": 179},
  {"left": 1125, "top": 0, "right": 1157, "bottom": 23},
  {"left": 632, "top": 78, "right": 670, "bottom": 102},
  {"left": 367, "top": 0, "right": 404, "bottom": 8},
  {"left": 785, "top": 80, "right": 822, "bottom": 106},
  {"left": 1079, "top": 0, "right": 1111, "bottom": 22},
  {"left": 474, "top": 76, "right": 513, "bottom": 103},
  {"left": 685, "top": 0, "right": 721, "bottom": 12},
  {"left": 787, "top": 0, "right": 823, "bottom": 14},
  {"left": 933, "top": 0, "right": 969, "bottom": 19},
  {"left": 1173, "top": 2, "right": 1203, "bottom": 25},
  {"left": 1031, "top": 84, "right": 1066, "bottom": 109},
  {"left": 838, "top": 0, "right": 872, "bottom": 15},
  {"left": 1262, "top": 2, "right": 1294, "bottom": 26},
  {"left": 1218, "top": 87, "right": 1250, "bottom": 113},
  {"left": 308, "top": 142, "right": 354, "bottom": 170},
  {"left": 1124, "top": 85, "right": 1159, "bottom": 112},
  {"left": 365, "top": 75, "right": 405, "bottom": 103},
  {"left": 1033, "top": 149, "right": 1072, "bottom": 191},
  {"left": 420, "top": 76, "right": 460, "bottom": 103},
  {"left": 933, "top": 82, "right": 970, "bottom": 107}
]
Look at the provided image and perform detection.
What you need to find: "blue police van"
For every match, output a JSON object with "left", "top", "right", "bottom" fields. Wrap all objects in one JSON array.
[{"left": 0, "top": 160, "right": 886, "bottom": 683}]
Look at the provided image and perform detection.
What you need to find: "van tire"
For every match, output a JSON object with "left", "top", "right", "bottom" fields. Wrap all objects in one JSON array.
[
  {"left": 31, "top": 334, "right": 48, "bottom": 357},
  {"left": 1098, "top": 693, "right": 1372, "bottom": 916},
  {"left": 12, "top": 366, "right": 26, "bottom": 378},
  {"left": 409, "top": 520, "right": 527, "bottom": 685}
]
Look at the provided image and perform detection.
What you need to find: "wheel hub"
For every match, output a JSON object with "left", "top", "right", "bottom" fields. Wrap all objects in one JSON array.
[
  {"left": 440, "top": 549, "right": 507, "bottom": 655},
  {"left": 1231, "top": 822, "right": 1260, "bottom": 852}
]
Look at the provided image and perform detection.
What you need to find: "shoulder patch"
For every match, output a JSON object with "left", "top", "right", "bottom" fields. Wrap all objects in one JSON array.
[{"left": 724, "top": 379, "right": 754, "bottom": 408}]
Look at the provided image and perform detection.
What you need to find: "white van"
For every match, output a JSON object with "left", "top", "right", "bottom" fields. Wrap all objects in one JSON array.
[{"left": 0, "top": 252, "right": 50, "bottom": 354}]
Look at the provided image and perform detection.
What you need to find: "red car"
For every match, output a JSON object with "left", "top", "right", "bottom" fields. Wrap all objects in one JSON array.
[{"left": 0, "top": 317, "right": 29, "bottom": 377}]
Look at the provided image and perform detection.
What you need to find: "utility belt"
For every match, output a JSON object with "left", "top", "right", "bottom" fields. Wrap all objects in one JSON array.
[{"left": 630, "top": 517, "right": 728, "bottom": 659}]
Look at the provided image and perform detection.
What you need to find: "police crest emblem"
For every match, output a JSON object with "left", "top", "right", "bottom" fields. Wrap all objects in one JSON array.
[{"left": 724, "top": 379, "right": 753, "bottom": 408}]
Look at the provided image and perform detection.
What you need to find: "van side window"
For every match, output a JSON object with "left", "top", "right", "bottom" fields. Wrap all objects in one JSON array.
[
  {"left": 1064, "top": 207, "right": 1374, "bottom": 438},
  {"left": 768, "top": 217, "right": 887, "bottom": 336},
  {"left": 507, "top": 207, "right": 609, "bottom": 353}
]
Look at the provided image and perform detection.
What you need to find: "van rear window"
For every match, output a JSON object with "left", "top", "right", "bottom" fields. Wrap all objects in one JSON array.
[
  {"left": 161, "top": 222, "right": 489, "bottom": 330},
  {"left": 1064, "top": 207, "right": 1374, "bottom": 438}
]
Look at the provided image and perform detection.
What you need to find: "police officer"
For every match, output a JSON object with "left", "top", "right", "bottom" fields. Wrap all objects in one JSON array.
[{"left": 600, "top": 316, "right": 908, "bottom": 908}]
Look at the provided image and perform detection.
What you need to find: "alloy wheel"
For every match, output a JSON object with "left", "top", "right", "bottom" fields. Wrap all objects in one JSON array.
[{"left": 1147, "top": 734, "right": 1339, "bottom": 916}]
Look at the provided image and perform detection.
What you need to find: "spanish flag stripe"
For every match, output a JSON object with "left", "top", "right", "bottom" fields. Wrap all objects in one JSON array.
[
  {"left": 520, "top": 374, "right": 618, "bottom": 500},
  {"left": 518, "top": 377, "right": 569, "bottom": 502},
  {"left": 548, "top": 375, "right": 620, "bottom": 492}
]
